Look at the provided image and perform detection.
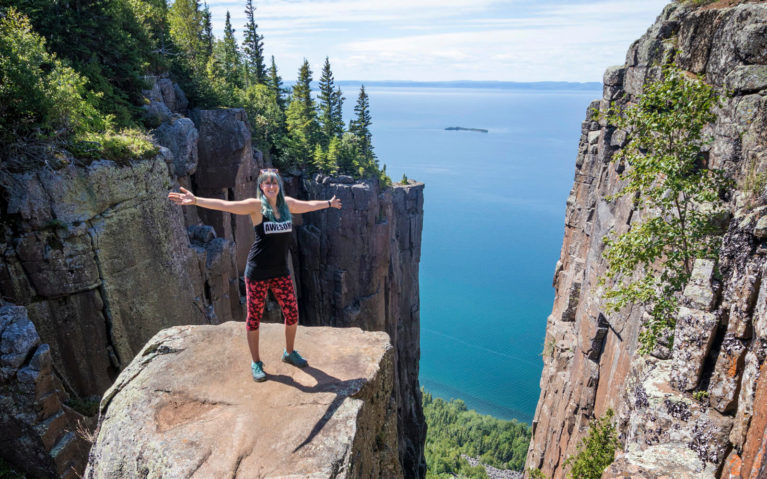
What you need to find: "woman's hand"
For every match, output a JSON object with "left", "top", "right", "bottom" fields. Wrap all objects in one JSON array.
[
  {"left": 168, "top": 187, "right": 196, "bottom": 206},
  {"left": 329, "top": 195, "right": 342, "bottom": 209}
]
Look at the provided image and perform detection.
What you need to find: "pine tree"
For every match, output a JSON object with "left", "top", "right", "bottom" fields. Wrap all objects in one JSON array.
[
  {"left": 221, "top": 11, "right": 241, "bottom": 88},
  {"left": 285, "top": 59, "right": 319, "bottom": 167},
  {"left": 317, "top": 57, "right": 344, "bottom": 146},
  {"left": 200, "top": 2, "right": 213, "bottom": 59},
  {"left": 266, "top": 56, "right": 287, "bottom": 111},
  {"left": 350, "top": 85, "right": 374, "bottom": 162},
  {"left": 332, "top": 86, "right": 344, "bottom": 138},
  {"left": 242, "top": 0, "right": 266, "bottom": 85}
]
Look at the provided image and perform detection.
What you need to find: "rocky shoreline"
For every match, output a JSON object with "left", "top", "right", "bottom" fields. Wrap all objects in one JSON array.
[{"left": 462, "top": 455, "right": 524, "bottom": 479}]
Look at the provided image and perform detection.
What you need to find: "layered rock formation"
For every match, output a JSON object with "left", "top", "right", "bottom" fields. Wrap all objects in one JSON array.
[
  {"left": 526, "top": 2, "right": 767, "bottom": 478},
  {"left": 85, "top": 323, "right": 401, "bottom": 478},
  {"left": 0, "top": 74, "right": 426, "bottom": 476},
  {"left": 296, "top": 176, "right": 426, "bottom": 476},
  {"left": 0, "top": 302, "right": 91, "bottom": 478}
]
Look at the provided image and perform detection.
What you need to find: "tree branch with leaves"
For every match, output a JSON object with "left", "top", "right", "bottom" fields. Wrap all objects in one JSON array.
[{"left": 601, "top": 66, "right": 732, "bottom": 353}]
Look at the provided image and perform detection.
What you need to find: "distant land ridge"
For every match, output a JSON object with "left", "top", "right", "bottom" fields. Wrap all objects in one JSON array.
[{"left": 327, "top": 80, "right": 603, "bottom": 90}]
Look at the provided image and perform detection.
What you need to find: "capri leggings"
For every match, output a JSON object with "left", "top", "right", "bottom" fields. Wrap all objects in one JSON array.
[{"left": 245, "top": 275, "right": 298, "bottom": 331}]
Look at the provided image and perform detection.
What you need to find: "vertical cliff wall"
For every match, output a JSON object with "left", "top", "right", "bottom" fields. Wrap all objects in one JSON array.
[
  {"left": 526, "top": 2, "right": 767, "bottom": 478},
  {"left": 296, "top": 175, "right": 427, "bottom": 477},
  {"left": 0, "top": 76, "right": 426, "bottom": 477}
]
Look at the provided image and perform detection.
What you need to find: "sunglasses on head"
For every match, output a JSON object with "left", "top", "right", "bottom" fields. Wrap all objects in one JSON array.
[{"left": 260, "top": 168, "right": 279, "bottom": 174}]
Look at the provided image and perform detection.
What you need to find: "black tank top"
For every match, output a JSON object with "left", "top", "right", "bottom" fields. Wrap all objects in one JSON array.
[{"left": 245, "top": 218, "right": 293, "bottom": 281}]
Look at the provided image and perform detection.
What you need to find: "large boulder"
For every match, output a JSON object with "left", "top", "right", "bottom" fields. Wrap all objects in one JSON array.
[
  {"left": 86, "top": 322, "right": 401, "bottom": 478},
  {"left": 152, "top": 117, "right": 199, "bottom": 178}
]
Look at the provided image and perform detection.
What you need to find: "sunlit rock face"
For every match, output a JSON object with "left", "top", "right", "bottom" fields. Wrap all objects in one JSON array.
[
  {"left": 85, "top": 323, "right": 402, "bottom": 479},
  {"left": 294, "top": 175, "right": 427, "bottom": 478},
  {"left": 525, "top": 2, "right": 767, "bottom": 478}
]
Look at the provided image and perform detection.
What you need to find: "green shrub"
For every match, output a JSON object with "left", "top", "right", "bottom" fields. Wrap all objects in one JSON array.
[
  {"left": 73, "top": 129, "right": 158, "bottom": 165},
  {"left": 601, "top": 66, "right": 731, "bottom": 353},
  {"left": 0, "top": 8, "right": 106, "bottom": 146},
  {"left": 65, "top": 396, "right": 100, "bottom": 417},
  {"left": 563, "top": 409, "right": 620, "bottom": 479}
]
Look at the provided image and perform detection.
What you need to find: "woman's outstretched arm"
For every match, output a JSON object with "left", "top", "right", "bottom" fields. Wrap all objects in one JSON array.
[
  {"left": 168, "top": 187, "right": 261, "bottom": 215},
  {"left": 286, "top": 195, "right": 342, "bottom": 214}
]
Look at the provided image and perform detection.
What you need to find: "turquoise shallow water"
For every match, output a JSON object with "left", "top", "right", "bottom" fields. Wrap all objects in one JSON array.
[{"left": 343, "top": 85, "right": 601, "bottom": 422}]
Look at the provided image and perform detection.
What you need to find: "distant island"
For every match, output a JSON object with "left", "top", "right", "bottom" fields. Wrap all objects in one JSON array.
[{"left": 445, "top": 126, "right": 488, "bottom": 133}]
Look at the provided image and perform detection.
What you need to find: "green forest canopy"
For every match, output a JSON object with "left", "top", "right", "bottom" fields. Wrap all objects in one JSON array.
[
  {"left": 422, "top": 389, "right": 531, "bottom": 479},
  {"left": 0, "top": 0, "right": 389, "bottom": 183}
]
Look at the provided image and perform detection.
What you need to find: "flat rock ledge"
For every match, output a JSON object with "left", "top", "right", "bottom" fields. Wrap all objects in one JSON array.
[{"left": 85, "top": 322, "right": 402, "bottom": 478}]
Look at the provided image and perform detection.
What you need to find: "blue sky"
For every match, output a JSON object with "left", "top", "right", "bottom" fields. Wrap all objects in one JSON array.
[{"left": 205, "top": 0, "right": 670, "bottom": 82}]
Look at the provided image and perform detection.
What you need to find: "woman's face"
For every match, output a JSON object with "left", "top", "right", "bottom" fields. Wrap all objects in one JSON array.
[{"left": 260, "top": 177, "right": 280, "bottom": 199}]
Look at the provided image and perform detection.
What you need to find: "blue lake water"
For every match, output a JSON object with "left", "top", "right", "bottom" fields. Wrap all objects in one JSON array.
[{"left": 342, "top": 84, "right": 602, "bottom": 423}]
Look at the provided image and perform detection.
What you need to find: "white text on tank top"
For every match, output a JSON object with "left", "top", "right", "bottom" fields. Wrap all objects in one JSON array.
[{"left": 263, "top": 220, "right": 292, "bottom": 234}]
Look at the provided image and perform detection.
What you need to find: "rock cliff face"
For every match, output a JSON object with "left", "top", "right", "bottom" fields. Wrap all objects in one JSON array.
[
  {"left": 526, "top": 2, "right": 767, "bottom": 478},
  {"left": 0, "top": 302, "right": 91, "bottom": 478},
  {"left": 0, "top": 75, "right": 425, "bottom": 476},
  {"left": 85, "top": 323, "right": 401, "bottom": 478},
  {"left": 296, "top": 176, "right": 426, "bottom": 477}
]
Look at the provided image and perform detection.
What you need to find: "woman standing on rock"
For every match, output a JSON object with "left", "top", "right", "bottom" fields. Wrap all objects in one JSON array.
[{"left": 168, "top": 169, "right": 342, "bottom": 381}]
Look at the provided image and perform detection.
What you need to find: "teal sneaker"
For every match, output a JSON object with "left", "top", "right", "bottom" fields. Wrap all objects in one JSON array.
[
  {"left": 251, "top": 361, "right": 266, "bottom": 382},
  {"left": 282, "top": 350, "right": 308, "bottom": 368}
]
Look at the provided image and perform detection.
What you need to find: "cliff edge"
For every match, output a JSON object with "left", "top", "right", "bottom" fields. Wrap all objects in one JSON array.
[
  {"left": 526, "top": 2, "right": 767, "bottom": 478},
  {"left": 85, "top": 322, "right": 402, "bottom": 478}
]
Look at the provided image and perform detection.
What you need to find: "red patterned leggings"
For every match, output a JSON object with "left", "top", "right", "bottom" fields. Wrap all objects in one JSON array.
[{"left": 245, "top": 275, "right": 298, "bottom": 331}]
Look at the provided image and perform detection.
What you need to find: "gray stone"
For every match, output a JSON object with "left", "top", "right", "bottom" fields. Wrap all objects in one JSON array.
[
  {"left": 152, "top": 117, "right": 199, "bottom": 178},
  {"left": 726, "top": 65, "right": 767, "bottom": 95},
  {"left": 730, "top": 350, "right": 760, "bottom": 448},
  {"left": 755, "top": 214, "right": 767, "bottom": 238},
  {"left": 0, "top": 305, "right": 39, "bottom": 371},
  {"left": 705, "top": 5, "right": 767, "bottom": 85},
  {"left": 0, "top": 303, "right": 91, "bottom": 478},
  {"left": 192, "top": 108, "right": 258, "bottom": 269},
  {"left": 603, "top": 66, "right": 626, "bottom": 87},
  {"left": 733, "top": 17, "right": 767, "bottom": 64},
  {"left": 188, "top": 224, "right": 216, "bottom": 244},
  {"left": 157, "top": 78, "right": 188, "bottom": 114},
  {"left": 708, "top": 334, "right": 746, "bottom": 413},
  {"left": 612, "top": 359, "right": 732, "bottom": 477},
  {"left": 670, "top": 307, "right": 719, "bottom": 391},
  {"left": 682, "top": 259, "right": 718, "bottom": 311}
]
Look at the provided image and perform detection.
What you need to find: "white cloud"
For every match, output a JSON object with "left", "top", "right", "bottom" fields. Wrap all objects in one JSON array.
[{"left": 204, "top": 0, "right": 670, "bottom": 81}]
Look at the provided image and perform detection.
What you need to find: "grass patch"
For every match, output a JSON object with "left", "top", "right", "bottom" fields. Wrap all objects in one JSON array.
[
  {"left": 70, "top": 128, "right": 158, "bottom": 166},
  {"left": 65, "top": 396, "right": 100, "bottom": 417}
]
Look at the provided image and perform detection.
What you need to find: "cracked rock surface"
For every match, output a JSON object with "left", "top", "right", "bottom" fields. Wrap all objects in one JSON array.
[{"left": 85, "top": 322, "right": 401, "bottom": 479}]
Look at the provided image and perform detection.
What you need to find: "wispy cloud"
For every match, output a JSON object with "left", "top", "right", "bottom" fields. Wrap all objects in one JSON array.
[{"left": 205, "top": 0, "right": 669, "bottom": 81}]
